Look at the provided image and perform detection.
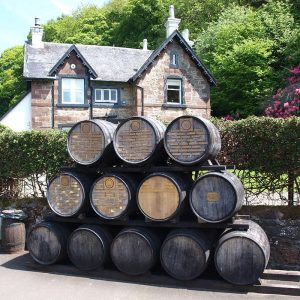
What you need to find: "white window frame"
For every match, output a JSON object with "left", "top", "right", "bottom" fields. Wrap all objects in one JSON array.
[
  {"left": 94, "top": 88, "right": 118, "bottom": 104},
  {"left": 166, "top": 78, "right": 182, "bottom": 104},
  {"left": 61, "top": 78, "right": 85, "bottom": 105}
]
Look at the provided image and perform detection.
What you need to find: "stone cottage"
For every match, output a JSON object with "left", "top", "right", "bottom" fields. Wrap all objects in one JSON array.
[{"left": 0, "top": 5, "right": 216, "bottom": 131}]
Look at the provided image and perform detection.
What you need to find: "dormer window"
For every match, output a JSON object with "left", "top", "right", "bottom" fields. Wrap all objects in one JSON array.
[{"left": 170, "top": 50, "right": 179, "bottom": 68}]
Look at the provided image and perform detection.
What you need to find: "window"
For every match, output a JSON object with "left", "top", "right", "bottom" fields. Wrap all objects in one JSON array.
[
  {"left": 167, "top": 79, "right": 182, "bottom": 104},
  {"left": 95, "top": 88, "right": 118, "bottom": 103},
  {"left": 61, "top": 78, "right": 85, "bottom": 104},
  {"left": 170, "top": 50, "right": 178, "bottom": 68}
]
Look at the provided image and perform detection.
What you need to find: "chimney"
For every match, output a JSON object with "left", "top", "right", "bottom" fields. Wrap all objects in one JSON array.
[
  {"left": 165, "top": 5, "right": 181, "bottom": 38},
  {"left": 182, "top": 29, "right": 194, "bottom": 47},
  {"left": 143, "top": 39, "right": 148, "bottom": 51},
  {"left": 31, "top": 17, "right": 44, "bottom": 48}
]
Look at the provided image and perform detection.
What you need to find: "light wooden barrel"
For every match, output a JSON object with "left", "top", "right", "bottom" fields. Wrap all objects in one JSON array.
[
  {"left": 67, "top": 120, "right": 117, "bottom": 166},
  {"left": 160, "top": 229, "right": 211, "bottom": 280},
  {"left": 215, "top": 220, "right": 270, "bottom": 285},
  {"left": 90, "top": 174, "right": 137, "bottom": 220},
  {"left": 190, "top": 171, "right": 244, "bottom": 223},
  {"left": 164, "top": 116, "right": 221, "bottom": 165},
  {"left": 67, "top": 225, "right": 112, "bottom": 271},
  {"left": 111, "top": 227, "right": 161, "bottom": 275},
  {"left": 47, "top": 171, "right": 92, "bottom": 217},
  {"left": 1, "top": 219, "right": 25, "bottom": 253},
  {"left": 113, "top": 116, "right": 166, "bottom": 165},
  {"left": 137, "top": 173, "right": 187, "bottom": 222},
  {"left": 27, "top": 222, "right": 71, "bottom": 265}
]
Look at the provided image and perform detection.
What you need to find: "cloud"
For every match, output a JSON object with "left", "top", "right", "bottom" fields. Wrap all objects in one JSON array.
[{"left": 50, "top": 0, "right": 73, "bottom": 15}]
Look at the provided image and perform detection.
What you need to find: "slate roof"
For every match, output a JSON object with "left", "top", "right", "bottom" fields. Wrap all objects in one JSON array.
[
  {"left": 23, "top": 32, "right": 216, "bottom": 85},
  {"left": 23, "top": 42, "right": 153, "bottom": 82}
]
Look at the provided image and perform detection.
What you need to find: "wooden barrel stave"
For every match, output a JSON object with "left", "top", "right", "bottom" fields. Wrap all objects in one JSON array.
[
  {"left": 90, "top": 173, "right": 138, "bottom": 220},
  {"left": 190, "top": 171, "right": 244, "bottom": 223},
  {"left": 164, "top": 116, "right": 221, "bottom": 165},
  {"left": 137, "top": 172, "right": 188, "bottom": 222},
  {"left": 47, "top": 171, "right": 93, "bottom": 217},
  {"left": 67, "top": 119, "right": 117, "bottom": 166},
  {"left": 67, "top": 225, "right": 112, "bottom": 271},
  {"left": 113, "top": 116, "right": 166, "bottom": 165},
  {"left": 1, "top": 219, "right": 25, "bottom": 253},
  {"left": 214, "top": 220, "right": 270, "bottom": 285},
  {"left": 111, "top": 227, "right": 161, "bottom": 275},
  {"left": 160, "top": 229, "right": 211, "bottom": 280},
  {"left": 27, "top": 222, "right": 71, "bottom": 265}
]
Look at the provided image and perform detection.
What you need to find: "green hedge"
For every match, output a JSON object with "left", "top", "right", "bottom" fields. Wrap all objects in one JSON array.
[
  {"left": 0, "top": 117, "right": 299, "bottom": 203},
  {"left": 0, "top": 129, "right": 71, "bottom": 180},
  {"left": 213, "top": 116, "right": 300, "bottom": 175}
]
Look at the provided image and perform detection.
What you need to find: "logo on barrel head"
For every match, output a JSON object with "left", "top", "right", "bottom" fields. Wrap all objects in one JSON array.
[
  {"left": 180, "top": 118, "right": 193, "bottom": 131},
  {"left": 60, "top": 175, "right": 70, "bottom": 187},
  {"left": 130, "top": 120, "right": 141, "bottom": 131},
  {"left": 207, "top": 192, "right": 220, "bottom": 202},
  {"left": 81, "top": 122, "right": 91, "bottom": 134},
  {"left": 104, "top": 178, "right": 115, "bottom": 189}
]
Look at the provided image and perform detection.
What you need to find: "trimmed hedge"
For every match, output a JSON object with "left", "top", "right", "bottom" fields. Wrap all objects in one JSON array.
[
  {"left": 0, "top": 117, "right": 299, "bottom": 203},
  {"left": 0, "top": 129, "right": 71, "bottom": 180}
]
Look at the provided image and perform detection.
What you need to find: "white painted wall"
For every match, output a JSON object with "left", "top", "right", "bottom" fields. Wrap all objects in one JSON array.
[{"left": 0, "top": 93, "right": 32, "bottom": 131}]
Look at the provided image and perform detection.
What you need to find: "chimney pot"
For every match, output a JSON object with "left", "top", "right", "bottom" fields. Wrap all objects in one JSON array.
[
  {"left": 31, "top": 17, "right": 44, "bottom": 48},
  {"left": 143, "top": 39, "right": 148, "bottom": 51},
  {"left": 165, "top": 5, "right": 181, "bottom": 38},
  {"left": 169, "top": 5, "right": 175, "bottom": 18},
  {"left": 34, "top": 17, "right": 41, "bottom": 26}
]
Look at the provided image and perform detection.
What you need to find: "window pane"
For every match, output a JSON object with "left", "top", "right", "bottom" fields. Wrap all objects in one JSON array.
[
  {"left": 63, "top": 91, "right": 71, "bottom": 102},
  {"left": 95, "top": 90, "right": 102, "bottom": 101},
  {"left": 167, "top": 90, "right": 180, "bottom": 103},
  {"left": 62, "top": 78, "right": 72, "bottom": 88},
  {"left": 111, "top": 90, "right": 117, "bottom": 101},
  {"left": 103, "top": 90, "right": 110, "bottom": 101},
  {"left": 75, "top": 91, "right": 84, "bottom": 103},
  {"left": 167, "top": 79, "right": 181, "bottom": 87}
]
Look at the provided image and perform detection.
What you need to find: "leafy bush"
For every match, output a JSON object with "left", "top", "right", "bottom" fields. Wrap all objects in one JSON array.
[
  {"left": 0, "top": 129, "right": 71, "bottom": 198},
  {"left": 213, "top": 116, "right": 300, "bottom": 205}
]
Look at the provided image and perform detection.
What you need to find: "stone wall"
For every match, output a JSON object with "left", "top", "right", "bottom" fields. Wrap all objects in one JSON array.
[
  {"left": 240, "top": 206, "right": 300, "bottom": 271},
  {"left": 136, "top": 40, "right": 211, "bottom": 123}
]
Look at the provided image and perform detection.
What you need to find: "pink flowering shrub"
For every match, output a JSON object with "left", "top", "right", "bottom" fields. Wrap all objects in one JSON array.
[{"left": 265, "top": 64, "right": 300, "bottom": 118}]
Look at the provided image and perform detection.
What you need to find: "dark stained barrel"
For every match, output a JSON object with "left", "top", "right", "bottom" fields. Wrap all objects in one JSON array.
[
  {"left": 161, "top": 229, "right": 211, "bottom": 280},
  {"left": 47, "top": 171, "right": 93, "bottom": 217},
  {"left": 164, "top": 116, "right": 221, "bottom": 165},
  {"left": 67, "top": 120, "right": 117, "bottom": 166},
  {"left": 190, "top": 171, "right": 244, "bottom": 223},
  {"left": 27, "top": 222, "right": 71, "bottom": 265},
  {"left": 1, "top": 219, "right": 25, "bottom": 253},
  {"left": 113, "top": 116, "right": 166, "bottom": 165},
  {"left": 90, "top": 174, "right": 137, "bottom": 220},
  {"left": 215, "top": 220, "right": 270, "bottom": 285},
  {"left": 137, "top": 173, "right": 187, "bottom": 222},
  {"left": 67, "top": 225, "right": 112, "bottom": 271},
  {"left": 111, "top": 227, "right": 161, "bottom": 275}
]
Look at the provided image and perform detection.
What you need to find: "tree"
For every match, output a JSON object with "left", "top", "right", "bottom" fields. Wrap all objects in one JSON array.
[
  {"left": 195, "top": 1, "right": 298, "bottom": 117},
  {"left": 0, "top": 46, "right": 27, "bottom": 116}
]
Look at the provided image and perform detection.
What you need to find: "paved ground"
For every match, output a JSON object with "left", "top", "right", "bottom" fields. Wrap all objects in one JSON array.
[{"left": 0, "top": 252, "right": 298, "bottom": 300}]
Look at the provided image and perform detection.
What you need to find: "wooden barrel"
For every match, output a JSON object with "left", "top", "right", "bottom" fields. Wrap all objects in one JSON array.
[
  {"left": 27, "top": 222, "right": 71, "bottom": 265},
  {"left": 190, "top": 171, "right": 244, "bottom": 223},
  {"left": 164, "top": 116, "right": 221, "bottom": 165},
  {"left": 111, "top": 227, "right": 161, "bottom": 275},
  {"left": 160, "top": 229, "right": 211, "bottom": 280},
  {"left": 47, "top": 171, "right": 92, "bottom": 217},
  {"left": 137, "top": 172, "right": 187, "bottom": 222},
  {"left": 113, "top": 116, "right": 166, "bottom": 165},
  {"left": 215, "top": 220, "right": 270, "bottom": 285},
  {"left": 67, "top": 225, "right": 112, "bottom": 271},
  {"left": 67, "top": 119, "right": 117, "bottom": 166},
  {"left": 90, "top": 174, "right": 137, "bottom": 220},
  {"left": 1, "top": 218, "right": 25, "bottom": 253}
]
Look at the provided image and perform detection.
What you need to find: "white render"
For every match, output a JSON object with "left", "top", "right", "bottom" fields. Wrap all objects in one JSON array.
[
  {"left": 31, "top": 17, "right": 44, "bottom": 48},
  {"left": 165, "top": 5, "right": 181, "bottom": 38},
  {"left": 182, "top": 29, "right": 194, "bottom": 47},
  {"left": 0, "top": 93, "right": 32, "bottom": 131}
]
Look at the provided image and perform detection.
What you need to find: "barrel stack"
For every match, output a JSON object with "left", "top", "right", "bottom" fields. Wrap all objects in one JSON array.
[{"left": 27, "top": 115, "right": 270, "bottom": 286}]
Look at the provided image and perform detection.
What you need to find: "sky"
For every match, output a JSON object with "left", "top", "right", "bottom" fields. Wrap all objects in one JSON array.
[{"left": 0, "top": 0, "right": 108, "bottom": 55}]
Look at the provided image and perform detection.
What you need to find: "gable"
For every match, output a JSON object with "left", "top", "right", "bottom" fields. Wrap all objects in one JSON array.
[{"left": 130, "top": 30, "right": 216, "bottom": 85}]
